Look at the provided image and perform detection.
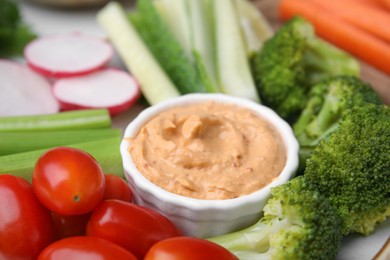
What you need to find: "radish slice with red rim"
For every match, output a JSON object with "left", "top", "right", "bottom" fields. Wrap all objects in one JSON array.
[
  {"left": 0, "top": 59, "right": 60, "bottom": 116},
  {"left": 24, "top": 33, "right": 113, "bottom": 78},
  {"left": 53, "top": 69, "right": 141, "bottom": 116}
]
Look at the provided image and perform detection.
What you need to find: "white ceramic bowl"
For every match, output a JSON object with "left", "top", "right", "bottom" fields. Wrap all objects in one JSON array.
[{"left": 120, "top": 93, "right": 299, "bottom": 238}]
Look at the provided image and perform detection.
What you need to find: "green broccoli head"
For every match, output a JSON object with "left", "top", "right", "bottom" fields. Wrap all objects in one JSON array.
[
  {"left": 251, "top": 17, "right": 360, "bottom": 123},
  {"left": 305, "top": 104, "right": 390, "bottom": 235},
  {"left": 0, "top": 0, "right": 36, "bottom": 57},
  {"left": 208, "top": 176, "right": 342, "bottom": 260},
  {"left": 293, "top": 76, "right": 382, "bottom": 172}
]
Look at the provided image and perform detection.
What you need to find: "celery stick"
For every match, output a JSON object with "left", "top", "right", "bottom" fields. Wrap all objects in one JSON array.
[
  {"left": 0, "top": 137, "right": 124, "bottom": 181},
  {"left": 97, "top": 2, "right": 180, "bottom": 105},
  {"left": 0, "top": 109, "right": 111, "bottom": 132},
  {"left": 0, "top": 128, "right": 121, "bottom": 155},
  {"left": 130, "top": 0, "right": 206, "bottom": 94},
  {"left": 213, "top": 0, "right": 260, "bottom": 102},
  {"left": 235, "top": 0, "right": 273, "bottom": 55}
]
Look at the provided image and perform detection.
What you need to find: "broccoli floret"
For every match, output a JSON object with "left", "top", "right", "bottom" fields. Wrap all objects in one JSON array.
[
  {"left": 208, "top": 176, "right": 342, "bottom": 260},
  {"left": 293, "top": 76, "right": 382, "bottom": 172},
  {"left": 0, "top": 0, "right": 36, "bottom": 57},
  {"left": 251, "top": 17, "right": 360, "bottom": 123},
  {"left": 305, "top": 104, "right": 390, "bottom": 235}
]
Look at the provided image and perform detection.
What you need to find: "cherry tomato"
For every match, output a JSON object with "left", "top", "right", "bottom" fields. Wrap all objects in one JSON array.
[
  {"left": 51, "top": 212, "right": 91, "bottom": 239},
  {"left": 38, "top": 236, "right": 137, "bottom": 260},
  {"left": 103, "top": 174, "right": 133, "bottom": 202},
  {"left": 86, "top": 200, "right": 181, "bottom": 259},
  {"left": 144, "top": 236, "right": 238, "bottom": 260},
  {"left": 0, "top": 174, "right": 55, "bottom": 260},
  {"left": 33, "top": 147, "right": 105, "bottom": 215}
]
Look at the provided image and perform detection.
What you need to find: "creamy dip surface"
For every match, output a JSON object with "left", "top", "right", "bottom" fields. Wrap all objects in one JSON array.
[{"left": 128, "top": 101, "right": 286, "bottom": 200}]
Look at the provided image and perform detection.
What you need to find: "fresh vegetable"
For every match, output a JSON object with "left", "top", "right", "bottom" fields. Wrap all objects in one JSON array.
[
  {"left": 130, "top": 0, "right": 208, "bottom": 94},
  {"left": 279, "top": 0, "right": 390, "bottom": 76},
  {"left": 208, "top": 176, "right": 342, "bottom": 260},
  {"left": 214, "top": 0, "right": 259, "bottom": 102},
  {"left": 0, "top": 174, "right": 55, "bottom": 260},
  {"left": 86, "top": 199, "right": 181, "bottom": 259},
  {"left": 302, "top": 0, "right": 390, "bottom": 42},
  {"left": 234, "top": 0, "right": 273, "bottom": 55},
  {"left": 0, "top": 0, "right": 36, "bottom": 57},
  {"left": 97, "top": 2, "right": 181, "bottom": 105},
  {"left": 0, "top": 128, "right": 121, "bottom": 155},
  {"left": 37, "top": 236, "right": 137, "bottom": 260},
  {"left": 144, "top": 236, "right": 238, "bottom": 260},
  {"left": 33, "top": 147, "right": 105, "bottom": 215},
  {"left": 293, "top": 76, "right": 382, "bottom": 172},
  {"left": 304, "top": 104, "right": 390, "bottom": 235},
  {"left": 103, "top": 174, "right": 133, "bottom": 202},
  {"left": 24, "top": 33, "right": 113, "bottom": 78},
  {"left": 51, "top": 212, "right": 91, "bottom": 240},
  {"left": 0, "top": 109, "right": 111, "bottom": 132},
  {"left": 0, "top": 137, "right": 123, "bottom": 181},
  {"left": 379, "top": 0, "right": 390, "bottom": 9},
  {"left": 53, "top": 69, "right": 140, "bottom": 116},
  {"left": 251, "top": 17, "right": 360, "bottom": 122},
  {"left": 0, "top": 59, "right": 59, "bottom": 116}
]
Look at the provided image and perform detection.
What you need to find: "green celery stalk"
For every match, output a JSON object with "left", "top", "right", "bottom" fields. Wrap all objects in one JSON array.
[
  {"left": 213, "top": 0, "right": 260, "bottom": 102},
  {"left": 130, "top": 0, "right": 206, "bottom": 94},
  {"left": 0, "top": 137, "right": 124, "bottom": 181},
  {"left": 0, "top": 128, "right": 122, "bottom": 155},
  {"left": 97, "top": 2, "right": 180, "bottom": 105},
  {"left": 0, "top": 109, "right": 111, "bottom": 132}
]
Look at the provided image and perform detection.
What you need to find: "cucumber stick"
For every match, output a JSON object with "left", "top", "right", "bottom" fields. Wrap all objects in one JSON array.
[
  {"left": 235, "top": 0, "right": 273, "bottom": 55},
  {"left": 0, "top": 128, "right": 121, "bottom": 155},
  {"left": 214, "top": 0, "right": 260, "bottom": 102},
  {"left": 97, "top": 2, "right": 180, "bottom": 105},
  {"left": 188, "top": 0, "right": 219, "bottom": 92},
  {"left": 131, "top": 0, "right": 205, "bottom": 94},
  {"left": 153, "top": 0, "right": 192, "bottom": 60},
  {"left": 0, "top": 137, "right": 124, "bottom": 181},
  {"left": 154, "top": 0, "right": 219, "bottom": 93}
]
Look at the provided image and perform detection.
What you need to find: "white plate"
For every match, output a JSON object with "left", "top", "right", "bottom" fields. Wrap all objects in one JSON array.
[{"left": 18, "top": 1, "right": 390, "bottom": 259}]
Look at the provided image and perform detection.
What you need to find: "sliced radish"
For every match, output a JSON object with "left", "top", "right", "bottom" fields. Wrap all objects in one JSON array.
[
  {"left": 24, "top": 33, "right": 113, "bottom": 78},
  {"left": 0, "top": 59, "right": 60, "bottom": 116},
  {"left": 53, "top": 69, "right": 140, "bottom": 116}
]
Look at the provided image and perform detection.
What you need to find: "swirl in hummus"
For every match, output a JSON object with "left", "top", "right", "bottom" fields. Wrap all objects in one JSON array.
[{"left": 128, "top": 101, "right": 286, "bottom": 200}]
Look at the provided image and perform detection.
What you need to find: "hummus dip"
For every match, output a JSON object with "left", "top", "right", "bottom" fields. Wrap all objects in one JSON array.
[{"left": 128, "top": 101, "right": 286, "bottom": 200}]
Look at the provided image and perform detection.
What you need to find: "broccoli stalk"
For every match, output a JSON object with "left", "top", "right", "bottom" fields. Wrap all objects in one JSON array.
[
  {"left": 304, "top": 104, "right": 390, "bottom": 235},
  {"left": 293, "top": 76, "right": 382, "bottom": 172},
  {"left": 208, "top": 176, "right": 342, "bottom": 260},
  {"left": 251, "top": 17, "right": 360, "bottom": 123}
]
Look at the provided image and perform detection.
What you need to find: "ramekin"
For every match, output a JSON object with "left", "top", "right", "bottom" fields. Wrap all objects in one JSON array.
[{"left": 120, "top": 93, "right": 299, "bottom": 238}]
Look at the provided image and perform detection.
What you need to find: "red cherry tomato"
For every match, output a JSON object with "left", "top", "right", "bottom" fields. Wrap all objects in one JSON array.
[
  {"left": 103, "top": 174, "right": 133, "bottom": 202},
  {"left": 0, "top": 174, "right": 55, "bottom": 260},
  {"left": 144, "top": 236, "right": 239, "bottom": 260},
  {"left": 51, "top": 212, "right": 91, "bottom": 239},
  {"left": 86, "top": 200, "right": 181, "bottom": 259},
  {"left": 38, "top": 236, "right": 137, "bottom": 260},
  {"left": 33, "top": 147, "right": 105, "bottom": 215}
]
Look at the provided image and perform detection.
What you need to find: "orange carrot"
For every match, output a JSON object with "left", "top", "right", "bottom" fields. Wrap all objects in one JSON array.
[
  {"left": 357, "top": 0, "right": 387, "bottom": 9},
  {"left": 279, "top": 0, "right": 390, "bottom": 76},
  {"left": 305, "top": 0, "right": 390, "bottom": 42},
  {"left": 378, "top": 0, "right": 390, "bottom": 9}
]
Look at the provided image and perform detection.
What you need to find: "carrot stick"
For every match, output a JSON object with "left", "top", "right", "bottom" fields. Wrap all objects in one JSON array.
[
  {"left": 379, "top": 0, "right": 390, "bottom": 10},
  {"left": 305, "top": 0, "right": 390, "bottom": 43},
  {"left": 279, "top": 0, "right": 390, "bottom": 76},
  {"left": 356, "top": 0, "right": 386, "bottom": 9}
]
